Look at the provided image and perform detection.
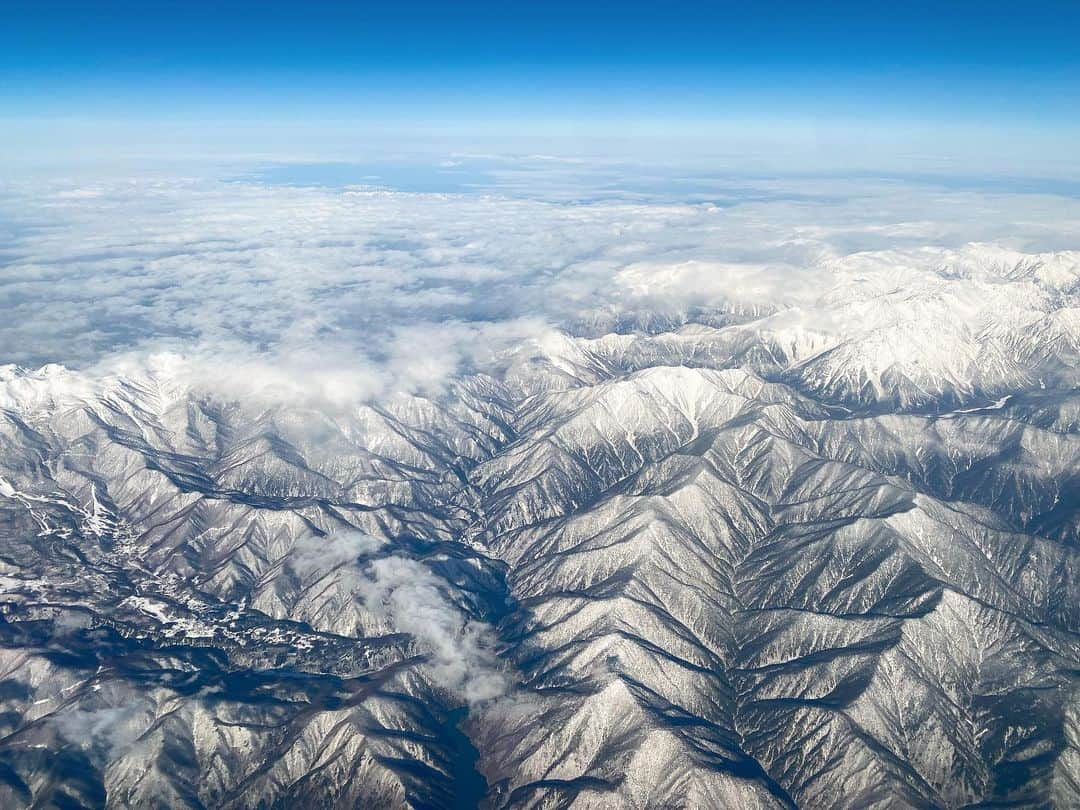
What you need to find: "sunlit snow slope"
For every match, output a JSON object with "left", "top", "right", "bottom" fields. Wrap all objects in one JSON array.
[{"left": 0, "top": 226, "right": 1078, "bottom": 809}]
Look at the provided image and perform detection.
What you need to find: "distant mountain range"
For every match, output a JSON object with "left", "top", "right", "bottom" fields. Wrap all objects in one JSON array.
[{"left": 0, "top": 245, "right": 1078, "bottom": 808}]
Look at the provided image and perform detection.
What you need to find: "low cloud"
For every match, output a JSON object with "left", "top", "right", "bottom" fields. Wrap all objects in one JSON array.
[
  {"left": 355, "top": 555, "right": 511, "bottom": 705},
  {"left": 53, "top": 704, "right": 146, "bottom": 759},
  {"left": 289, "top": 531, "right": 385, "bottom": 580},
  {"left": 287, "top": 532, "right": 512, "bottom": 706}
]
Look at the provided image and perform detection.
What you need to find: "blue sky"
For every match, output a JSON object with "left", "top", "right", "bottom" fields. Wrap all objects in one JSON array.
[{"left": 3, "top": 1, "right": 1080, "bottom": 172}]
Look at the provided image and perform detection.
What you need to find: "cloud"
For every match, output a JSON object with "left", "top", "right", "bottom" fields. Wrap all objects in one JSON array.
[
  {"left": 1, "top": 170, "right": 1079, "bottom": 409},
  {"left": 355, "top": 555, "right": 511, "bottom": 705},
  {"left": 53, "top": 704, "right": 146, "bottom": 759},
  {"left": 286, "top": 532, "right": 511, "bottom": 706},
  {"left": 289, "top": 531, "right": 385, "bottom": 580}
]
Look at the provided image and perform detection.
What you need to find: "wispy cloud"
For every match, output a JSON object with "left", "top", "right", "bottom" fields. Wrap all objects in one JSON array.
[
  {"left": 53, "top": 703, "right": 147, "bottom": 760},
  {"left": 355, "top": 554, "right": 511, "bottom": 705},
  {"left": 288, "top": 532, "right": 511, "bottom": 706}
]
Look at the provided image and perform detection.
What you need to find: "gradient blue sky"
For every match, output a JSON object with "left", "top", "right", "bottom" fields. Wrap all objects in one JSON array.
[{"left": 3, "top": 1, "right": 1080, "bottom": 171}]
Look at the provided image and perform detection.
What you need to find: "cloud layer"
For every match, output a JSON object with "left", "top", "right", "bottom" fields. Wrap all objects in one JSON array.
[{"left": 3, "top": 170, "right": 1080, "bottom": 406}]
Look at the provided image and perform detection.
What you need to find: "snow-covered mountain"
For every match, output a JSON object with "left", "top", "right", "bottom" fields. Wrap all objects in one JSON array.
[{"left": 0, "top": 241, "right": 1079, "bottom": 809}]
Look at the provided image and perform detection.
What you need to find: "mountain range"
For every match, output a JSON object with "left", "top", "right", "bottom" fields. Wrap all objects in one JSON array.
[{"left": 0, "top": 244, "right": 1078, "bottom": 808}]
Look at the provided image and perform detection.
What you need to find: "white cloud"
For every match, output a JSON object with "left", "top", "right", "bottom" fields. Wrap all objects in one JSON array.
[
  {"left": 289, "top": 531, "right": 386, "bottom": 580},
  {"left": 1, "top": 170, "right": 1079, "bottom": 409},
  {"left": 355, "top": 554, "right": 511, "bottom": 705},
  {"left": 286, "top": 532, "right": 511, "bottom": 705},
  {"left": 53, "top": 704, "right": 147, "bottom": 759}
]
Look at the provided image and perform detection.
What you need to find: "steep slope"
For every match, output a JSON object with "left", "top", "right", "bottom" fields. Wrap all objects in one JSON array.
[
  {"left": 0, "top": 238, "right": 1078, "bottom": 808},
  {"left": 468, "top": 364, "right": 1079, "bottom": 809}
]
